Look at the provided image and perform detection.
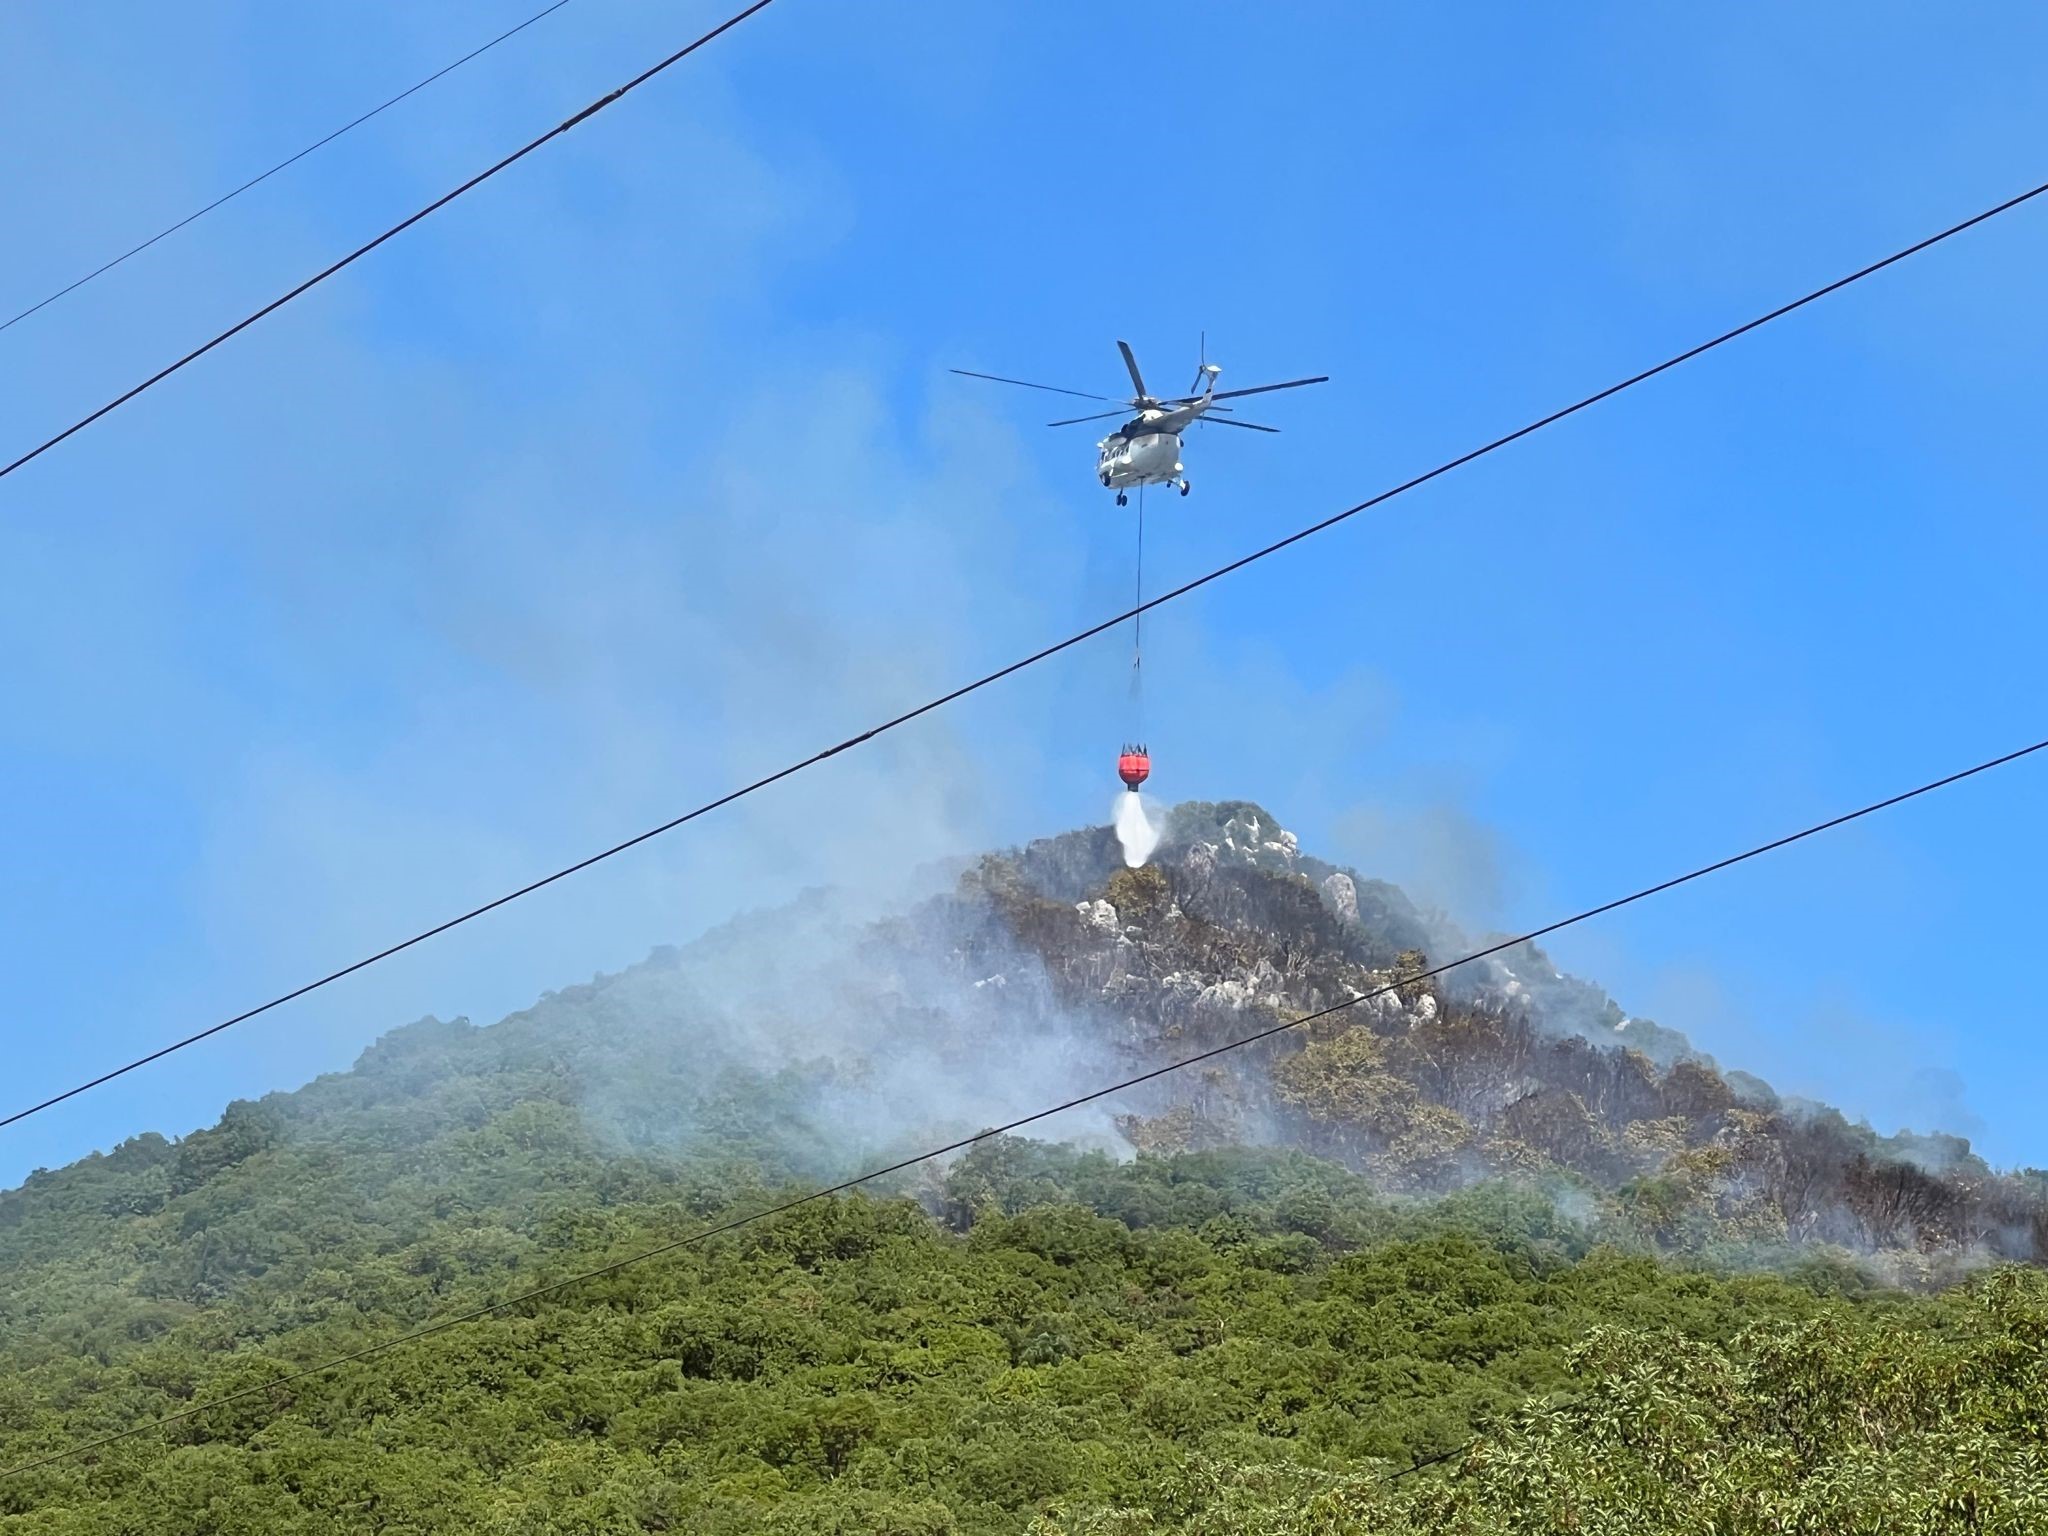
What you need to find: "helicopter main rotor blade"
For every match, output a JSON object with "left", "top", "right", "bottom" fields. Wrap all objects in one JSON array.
[
  {"left": 1203, "top": 417, "right": 1279, "bottom": 432},
  {"left": 950, "top": 368, "right": 1114, "bottom": 401},
  {"left": 1207, "top": 375, "right": 1329, "bottom": 402},
  {"left": 1046, "top": 409, "right": 1132, "bottom": 426},
  {"left": 1116, "top": 340, "right": 1150, "bottom": 401}
]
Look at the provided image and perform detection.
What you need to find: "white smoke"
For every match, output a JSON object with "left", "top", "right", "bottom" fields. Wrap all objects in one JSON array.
[
  {"left": 1113, "top": 792, "right": 1163, "bottom": 868},
  {"left": 563, "top": 878, "right": 1142, "bottom": 1179}
]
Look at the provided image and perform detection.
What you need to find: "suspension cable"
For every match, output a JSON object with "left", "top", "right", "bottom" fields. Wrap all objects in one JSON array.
[{"left": 1133, "top": 482, "right": 1146, "bottom": 725}]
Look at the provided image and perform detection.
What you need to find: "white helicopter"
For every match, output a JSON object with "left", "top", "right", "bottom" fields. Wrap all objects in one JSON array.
[{"left": 953, "top": 338, "right": 1326, "bottom": 504}]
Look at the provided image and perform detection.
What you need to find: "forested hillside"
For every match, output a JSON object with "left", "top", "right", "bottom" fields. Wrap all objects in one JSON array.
[{"left": 4, "top": 802, "right": 2045, "bottom": 1532}]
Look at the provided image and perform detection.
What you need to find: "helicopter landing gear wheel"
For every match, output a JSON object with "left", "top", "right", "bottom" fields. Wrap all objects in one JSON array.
[
  {"left": 1178, "top": 479, "right": 1191, "bottom": 497},
  {"left": 1115, "top": 491, "right": 1128, "bottom": 507}
]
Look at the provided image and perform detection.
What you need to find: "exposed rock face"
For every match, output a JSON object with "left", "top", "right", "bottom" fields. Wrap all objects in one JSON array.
[
  {"left": 1074, "top": 899, "right": 1119, "bottom": 937},
  {"left": 924, "top": 802, "right": 2043, "bottom": 1263}
]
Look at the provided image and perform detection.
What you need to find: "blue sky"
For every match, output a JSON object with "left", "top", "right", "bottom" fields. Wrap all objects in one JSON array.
[{"left": 2, "top": 0, "right": 2045, "bottom": 1186}]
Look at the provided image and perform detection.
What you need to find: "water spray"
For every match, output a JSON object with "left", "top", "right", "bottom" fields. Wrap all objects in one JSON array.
[{"left": 1113, "top": 791, "right": 1162, "bottom": 869}]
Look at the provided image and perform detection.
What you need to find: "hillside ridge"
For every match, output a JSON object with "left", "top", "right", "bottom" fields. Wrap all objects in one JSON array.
[{"left": 5, "top": 800, "right": 2034, "bottom": 1294}]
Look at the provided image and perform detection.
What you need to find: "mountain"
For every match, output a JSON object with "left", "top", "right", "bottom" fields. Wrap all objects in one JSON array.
[
  {"left": 977, "top": 801, "right": 2048, "bottom": 1269},
  {"left": 4, "top": 801, "right": 2047, "bottom": 1533}
]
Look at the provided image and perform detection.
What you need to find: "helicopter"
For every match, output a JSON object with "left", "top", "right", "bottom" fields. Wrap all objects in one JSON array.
[{"left": 953, "top": 338, "right": 1326, "bottom": 504}]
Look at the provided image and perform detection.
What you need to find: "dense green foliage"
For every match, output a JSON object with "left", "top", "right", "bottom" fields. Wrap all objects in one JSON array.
[
  {"left": 6, "top": 1134, "right": 2047, "bottom": 1533},
  {"left": 1030, "top": 1270, "right": 2048, "bottom": 1533}
]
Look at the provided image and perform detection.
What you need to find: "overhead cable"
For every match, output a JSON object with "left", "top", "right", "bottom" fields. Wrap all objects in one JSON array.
[
  {"left": 4, "top": 732, "right": 2041, "bottom": 1477},
  {"left": 3, "top": 177, "right": 2040, "bottom": 1129},
  {"left": 0, "top": 0, "right": 780, "bottom": 482},
  {"left": 0, "top": 0, "right": 575, "bottom": 338}
]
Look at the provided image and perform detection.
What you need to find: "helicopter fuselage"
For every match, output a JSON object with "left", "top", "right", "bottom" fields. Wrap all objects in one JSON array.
[
  {"left": 1096, "top": 397, "right": 1216, "bottom": 492},
  {"left": 948, "top": 340, "right": 1323, "bottom": 503},
  {"left": 1097, "top": 428, "right": 1183, "bottom": 490}
]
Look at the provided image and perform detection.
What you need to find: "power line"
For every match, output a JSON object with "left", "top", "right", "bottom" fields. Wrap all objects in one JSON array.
[
  {"left": 0, "top": 1, "right": 575, "bottom": 338},
  {"left": 0, "top": 0, "right": 779, "bottom": 482},
  {"left": 3, "top": 177, "right": 2041, "bottom": 1132},
  {"left": 4, "top": 733, "right": 2040, "bottom": 1479}
]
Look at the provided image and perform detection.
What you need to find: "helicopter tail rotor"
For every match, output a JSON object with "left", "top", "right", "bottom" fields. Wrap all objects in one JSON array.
[{"left": 1187, "top": 331, "right": 1222, "bottom": 397}]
